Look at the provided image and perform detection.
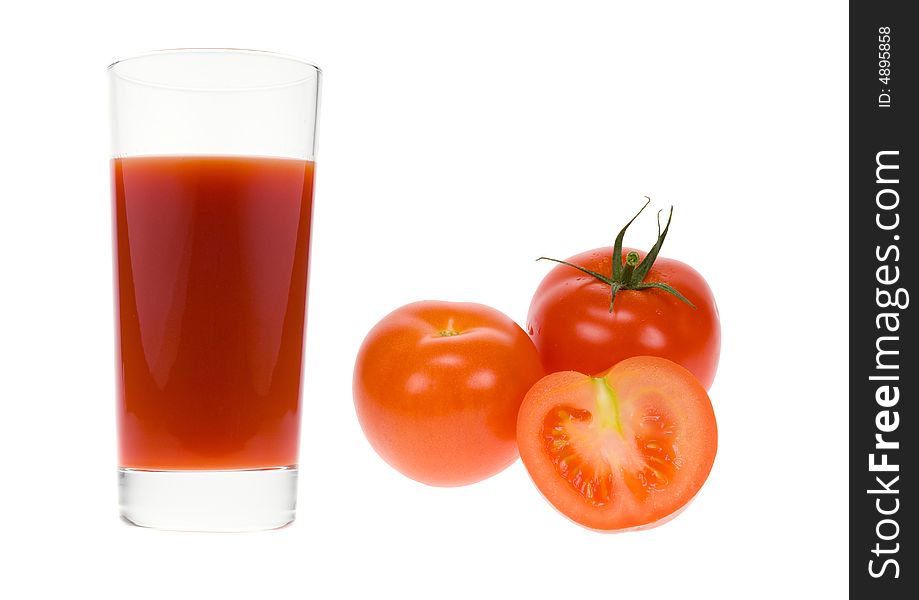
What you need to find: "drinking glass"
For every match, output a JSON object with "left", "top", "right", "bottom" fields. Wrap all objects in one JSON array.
[{"left": 109, "top": 49, "right": 321, "bottom": 531}]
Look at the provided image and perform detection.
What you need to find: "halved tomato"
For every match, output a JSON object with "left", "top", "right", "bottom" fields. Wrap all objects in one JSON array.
[{"left": 516, "top": 356, "right": 717, "bottom": 531}]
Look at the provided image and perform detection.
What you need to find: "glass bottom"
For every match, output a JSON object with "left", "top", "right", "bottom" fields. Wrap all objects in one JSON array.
[{"left": 119, "top": 466, "right": 297, "bottom": 532}]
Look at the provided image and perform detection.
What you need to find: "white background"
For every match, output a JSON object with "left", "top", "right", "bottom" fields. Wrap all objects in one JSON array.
[{"left": 0, "top": 1, "right": 848, "bottom": 598}]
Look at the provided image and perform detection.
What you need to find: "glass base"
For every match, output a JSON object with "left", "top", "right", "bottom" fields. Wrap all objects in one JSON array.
[{"left": 119, "top": 466, "right": 297, "bottom": 532}]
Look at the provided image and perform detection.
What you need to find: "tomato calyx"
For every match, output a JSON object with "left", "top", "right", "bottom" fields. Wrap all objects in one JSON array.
[
  {"left": 437, "top": 317, "right": 462, "bottom": 337},
  {"left": 538, "top": 198, "right": 696, "bottom": 312}
]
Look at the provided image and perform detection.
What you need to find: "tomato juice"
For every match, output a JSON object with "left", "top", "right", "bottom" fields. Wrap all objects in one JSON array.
[{"left": 113, "top": 156, "right": 314, "bottom": 470}]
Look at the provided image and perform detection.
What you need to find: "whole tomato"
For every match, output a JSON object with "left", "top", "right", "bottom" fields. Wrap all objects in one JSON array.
[
  {"left": 353, "top": 301, "right": 544, "bottom": 486},
  {"left": 527, "top": 202, "right": 720, "bottom": 389}
]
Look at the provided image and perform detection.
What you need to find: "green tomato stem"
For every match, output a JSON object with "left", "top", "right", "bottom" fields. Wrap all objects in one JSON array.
[{"left": 539, "top": 200, "right": 697, "bottom": 314}]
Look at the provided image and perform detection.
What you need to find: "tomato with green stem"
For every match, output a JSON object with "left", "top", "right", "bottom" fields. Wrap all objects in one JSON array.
[{"left": 527, "top": 200, "right": 721, "bottom": 389}]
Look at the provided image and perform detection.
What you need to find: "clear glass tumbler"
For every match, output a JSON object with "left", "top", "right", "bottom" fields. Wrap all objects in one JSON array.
[{"left": 109, "top": 49, "right": 321, "bottom": 531}]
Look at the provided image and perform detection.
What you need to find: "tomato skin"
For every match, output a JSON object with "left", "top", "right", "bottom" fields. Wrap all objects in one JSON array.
[
  {"left": 527, "top": 247, "right": 721, "bottom": 389},
  {"left": 353, "top": 301, "right": 545, "bottom": 487},
  {"left": 516, "top": 356, "right": 718, "bottom": 532}
]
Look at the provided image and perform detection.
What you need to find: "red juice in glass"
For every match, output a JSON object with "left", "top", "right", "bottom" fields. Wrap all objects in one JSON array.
[{"left": 113, "top": 156, "right": 315, "bottom": 471}]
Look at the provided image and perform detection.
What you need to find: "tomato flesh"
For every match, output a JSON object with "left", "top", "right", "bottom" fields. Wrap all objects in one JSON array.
[{"left": 518, "top": 356, "right": 717, "bottom": 531}]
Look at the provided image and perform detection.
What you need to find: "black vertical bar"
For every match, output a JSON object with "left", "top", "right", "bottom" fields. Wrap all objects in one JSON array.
[{"left": 850, "top": 2, "right": 915, "bottom": 596}]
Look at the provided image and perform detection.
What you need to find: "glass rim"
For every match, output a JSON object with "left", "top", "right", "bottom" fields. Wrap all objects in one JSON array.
[{"left": 107, "top": 48, "right": 322, "bottom": 92}]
